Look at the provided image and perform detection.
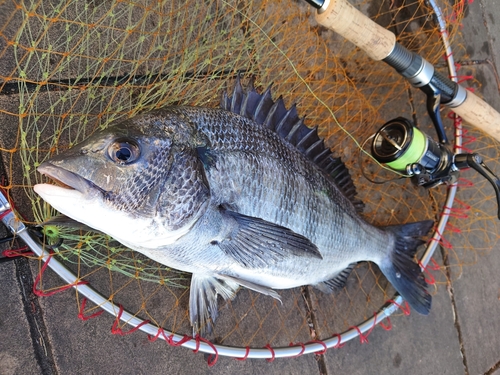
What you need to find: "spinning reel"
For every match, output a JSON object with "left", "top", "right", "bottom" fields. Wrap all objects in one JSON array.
[{"left": 370, "top": 109, "right": 500, "bottom": 219}]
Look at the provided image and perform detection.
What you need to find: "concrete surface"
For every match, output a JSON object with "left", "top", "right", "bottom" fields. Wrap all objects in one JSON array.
[{"left": 2, "top": 1, "right": 500, "bottom": 374}]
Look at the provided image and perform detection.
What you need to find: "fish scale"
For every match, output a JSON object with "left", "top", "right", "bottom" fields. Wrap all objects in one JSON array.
[
  {"left": 189, "top": 107, "right": 364, "bottom": 250},
  {"left": 34, "top": 79, "right": 434, "bottom": 334}
]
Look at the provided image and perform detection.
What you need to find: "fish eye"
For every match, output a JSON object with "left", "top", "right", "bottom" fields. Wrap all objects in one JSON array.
[{"left": 108, "top": 138, "right": 140, "bottom": 165}]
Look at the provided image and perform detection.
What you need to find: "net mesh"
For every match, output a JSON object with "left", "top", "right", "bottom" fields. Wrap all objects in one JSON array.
[{"left": 1, "top": 0, "right": 499, "bottom": 349}]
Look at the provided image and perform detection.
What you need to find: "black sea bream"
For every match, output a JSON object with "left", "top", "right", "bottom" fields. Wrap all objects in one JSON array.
[{"left": 34, "top": 78, "right": 433, "bottom": 333}]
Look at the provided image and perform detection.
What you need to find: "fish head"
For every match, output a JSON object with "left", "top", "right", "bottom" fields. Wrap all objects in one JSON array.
[{"left": 34, "top": 111, "right": 209, "bottom": 249}]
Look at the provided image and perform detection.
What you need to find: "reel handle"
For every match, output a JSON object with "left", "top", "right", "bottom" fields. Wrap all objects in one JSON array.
[
  {"left": 310, "top": 0, "right": 500, "bottom": 143},
  {"left": 454, "top": 154, "right": 500, "bottom": 220}
]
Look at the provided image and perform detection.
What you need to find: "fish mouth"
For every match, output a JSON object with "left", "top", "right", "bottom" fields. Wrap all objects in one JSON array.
[{"left": 36, "top": 162, "right": 106, "bottom": 196}]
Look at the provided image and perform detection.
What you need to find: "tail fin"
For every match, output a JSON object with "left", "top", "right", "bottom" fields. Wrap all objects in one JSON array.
[{"left": 379, "top": 220, "right": 434, "bottom": 315}]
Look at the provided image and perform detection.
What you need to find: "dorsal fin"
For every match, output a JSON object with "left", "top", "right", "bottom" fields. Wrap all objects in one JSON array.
[{"left": 220, "top": 76, "right": 364, "bottom": 213}]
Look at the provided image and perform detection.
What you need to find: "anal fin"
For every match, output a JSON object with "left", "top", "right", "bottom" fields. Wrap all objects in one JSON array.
[{"left": 314, "top": 263, "right": 356, "bottom": 293}]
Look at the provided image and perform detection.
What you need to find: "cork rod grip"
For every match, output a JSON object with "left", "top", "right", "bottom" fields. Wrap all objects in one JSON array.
[
  {"left": 453, "top": 91, "right": 500, "bottom": 143},
  {"left": 315, "top": 0, "right": 500, "bottom": 142},
  {"left": 315, "top": 0, "right": 395, "bottom": 60}
]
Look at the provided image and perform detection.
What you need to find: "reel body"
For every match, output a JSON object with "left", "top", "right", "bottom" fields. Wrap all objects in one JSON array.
[
  {"left": 371, "top": 118, "right": 457, "bottom": 188},
  {"left": 371, "top": 117, "right": 500, "bottom": 218}
]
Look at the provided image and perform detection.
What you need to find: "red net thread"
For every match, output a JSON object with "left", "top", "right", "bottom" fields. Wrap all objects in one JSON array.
[
  {"left": 417, "top": 260, "right": 436, "bottom": 285},
  {"left": 264, "top": 344, "right": 275, "bottom": 362},
  {"left": 454, "top": 144, "right": 474, "bottom": 153},
  {"left": 111, "top": 305, "right": 150, "bottom": 336},
  {"left": 445, "top": 223, "right": 462, "bottom": 235},
  {"left": 379, "top": 317, "right": 392, "bottom": 331},
  {"left": 147, "top": 328, "right": 191, "bottom": 347},
  {"left": 235, "top": 347, "right": 250, "bottom": 361},
  {"left": 454, "top": 177, "right": 474, "bottom": 187},
  {"left": 454, "top": 126, "right": 477, "bottom": 148},
  {"left": 288, "top": 342, "right": 305, "bottom": 357},
  {"left": 167, "top": 334, "right": 191, "bottom": 347},
  {"left": 426, "top": 257, "right": 441, "bottom": 271},
  {"left": 451, "top": 115, "right": 473, "bottom": 151},
  {"left": 331, "top": 334, "right": 344, "bottom": 349},
  {"left": 349, "top": 325, "right": 369, "bottom": 344},
  {"left": 2, "top": 246, "right": 34, "bottom": 257},
  {"left": 33, "top": 253, "right": 89, "bottom": 297},
  {"left": 431, "top": 228, "right": 453, "bottom": 249},
  {"left": 305, "top": 340, "right": 328, "bottom": 355},
  {"left": 147, "top": 328, "right": 168, "bottom": 342},
  {"left": 386, "top": 300, "right": 411, "bottom": 316},
  {"left": 364, "top": 310, "right": 392, "bottom": 341},
  {"left": 442, "top": 198, "right": 471, "bottom": 219},
  {"left": 148, "top": 328, "right": 218, "bottom": 366},
  {"left": 78, "top": 298, "right": 105, "bottom": 321},
  {"left": 193, "top": 335, "right": 219, "bottom": 367},
  {"left": 446, "top": 0, "right": 473, "bottom": 24},
  {"left": 452, "top": 75, "right": 474, "bottom": 84},
  {"left": 0, "top": 209, "right": 12, "bottom": 221}
]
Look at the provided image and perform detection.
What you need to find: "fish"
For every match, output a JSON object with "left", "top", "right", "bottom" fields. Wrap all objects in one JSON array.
[{"left": 34, "top": 77, "right": 433, "bottom": 334}]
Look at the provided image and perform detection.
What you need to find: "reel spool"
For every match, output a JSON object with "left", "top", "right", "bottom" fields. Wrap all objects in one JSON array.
[
  {"left": 371, "top": 117, "right": 454, "bottom": 188},
  {"left": 371, "top": 117, "right": 500, "bottom": 219}
]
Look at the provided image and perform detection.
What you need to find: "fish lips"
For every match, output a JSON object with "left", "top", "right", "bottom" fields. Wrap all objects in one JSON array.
[{"left": 36, "top": 162, "right": 106, "bottom": 197}]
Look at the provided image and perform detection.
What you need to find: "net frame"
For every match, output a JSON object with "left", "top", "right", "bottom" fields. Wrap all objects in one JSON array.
[{"left": 0, "top": 0, "right": 467, "bottom": 361}]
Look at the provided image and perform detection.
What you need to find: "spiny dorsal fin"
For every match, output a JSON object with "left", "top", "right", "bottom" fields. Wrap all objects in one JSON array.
[{"left": 220, "top": 76, "right": 364, "bottom": 213}]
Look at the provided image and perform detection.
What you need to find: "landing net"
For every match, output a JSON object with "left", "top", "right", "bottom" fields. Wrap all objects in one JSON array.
[{"left": 0, "top": 0, "right": 498, "bottom": 360}]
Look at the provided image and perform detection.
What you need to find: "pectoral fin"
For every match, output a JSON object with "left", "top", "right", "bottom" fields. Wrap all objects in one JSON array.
[{"left": 217, "top": 209, "right": 322, "bottom": 268}]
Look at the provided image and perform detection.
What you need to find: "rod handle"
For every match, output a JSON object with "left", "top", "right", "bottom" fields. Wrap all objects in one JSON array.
[
  {"left": 315, "top": 0, "right": 500, "bottom": 142},
  {"left": 315, "top": 0, "right": 395, "bottom": 60},
  {"left": 452, "top": 90, "right": 500, "bottom": 142}
]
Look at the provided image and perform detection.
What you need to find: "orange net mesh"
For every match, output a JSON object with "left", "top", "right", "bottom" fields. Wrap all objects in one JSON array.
[{"left": 1, "top": 0, "right": 499, "bottom": 349}]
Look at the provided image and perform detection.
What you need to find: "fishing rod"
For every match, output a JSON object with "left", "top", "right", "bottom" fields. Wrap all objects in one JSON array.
[
  {"left": 303, "top": 0, "right": 500, "bottom": 219},
  {"left": 304, "top": 0, "right": 500, "bottom": 143}
]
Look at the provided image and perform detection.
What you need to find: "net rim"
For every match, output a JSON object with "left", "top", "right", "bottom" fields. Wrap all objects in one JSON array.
[
  {"left": 0, "top": 0, "right": 462, "bottom": 360},
  {"left": 8, "top": 221, "right": 404, "bottom": 358}
]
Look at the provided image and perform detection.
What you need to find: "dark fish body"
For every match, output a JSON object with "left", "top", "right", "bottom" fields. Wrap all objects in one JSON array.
[{"left": 34, "top": 79, "right": 433, "bottom": 333}]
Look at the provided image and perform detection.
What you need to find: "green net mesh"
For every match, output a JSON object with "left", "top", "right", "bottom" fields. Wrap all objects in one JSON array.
[{"left": 1, "top": 0, "right": 499, "bottom": 348}]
